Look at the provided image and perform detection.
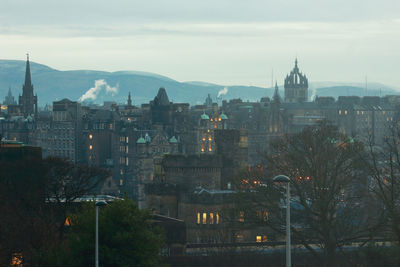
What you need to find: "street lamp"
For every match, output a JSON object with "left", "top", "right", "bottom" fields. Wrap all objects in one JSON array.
[
  {"left": 273, "top": 175, "right": 291, "bottom": 267},
  {"left": 95, "top": 200, "right": 107, "bottom": 267}
]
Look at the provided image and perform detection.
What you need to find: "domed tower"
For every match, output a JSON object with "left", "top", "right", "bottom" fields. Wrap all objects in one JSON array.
[{"left": 284, "top": 58, "right": 308, "bottom": 103}]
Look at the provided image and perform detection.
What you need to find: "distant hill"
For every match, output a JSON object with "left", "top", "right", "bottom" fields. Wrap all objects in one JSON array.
[{"left": 0, "top": 60, "right": 398, "bottom": 106}]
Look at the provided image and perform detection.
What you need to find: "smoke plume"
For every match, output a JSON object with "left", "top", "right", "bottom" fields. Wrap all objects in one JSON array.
[
  {"left": 217, "top": 87, "right": 228, "bottom": 98},
  {"left": 79, "top": 79, "right": 118, "bottom": 102}
]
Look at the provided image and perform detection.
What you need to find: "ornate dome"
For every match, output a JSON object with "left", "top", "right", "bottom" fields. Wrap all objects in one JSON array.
[
  {"left": 284, "top": 59, "right": 308, "bottom": 87},
  {"left": 201, "top": 112, "right": 210, "bottom": 120}
]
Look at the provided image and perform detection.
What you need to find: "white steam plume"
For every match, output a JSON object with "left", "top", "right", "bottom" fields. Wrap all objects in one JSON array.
[
  {"left": 79, "top": 79, "right": 118, "bottom": 102},
  {"left": 217, "top": 87, "right": 228, "bottom": 98},
  {"left": 310, "top": 87, "right": 317, "bottom": 101}
]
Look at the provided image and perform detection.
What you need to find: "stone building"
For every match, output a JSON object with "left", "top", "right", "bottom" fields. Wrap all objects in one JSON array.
[{"left": 33, "top": 99, "right": 82, "bottom": 162}]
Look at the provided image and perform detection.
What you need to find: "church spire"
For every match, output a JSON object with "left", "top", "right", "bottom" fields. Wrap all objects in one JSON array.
[
  {"left": 24, "top": 53, "right": 32, "bottom": 87},
  {"left": 127, "top": 92, "right": 132, "bottom": 106},
  {"left": 272, "top": 81, "right": 281, "bottom": 103},
  {"left": 19, "top": 53, "right": 37, "bottom": 117}
]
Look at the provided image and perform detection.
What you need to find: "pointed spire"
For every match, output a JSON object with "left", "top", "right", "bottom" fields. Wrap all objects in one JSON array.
[
  {"left": 24, "top": 53, "right": 32, "bottom": 87},
  {"left": 273, "top": 81, "right": 281, "bottom": 103},
  {"left": 127, "top": 92, "right": 132, "bottom": 106}
]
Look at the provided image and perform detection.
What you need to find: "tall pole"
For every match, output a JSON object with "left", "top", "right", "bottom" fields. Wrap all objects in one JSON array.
[
  {"left": 286, "top": 183, "right": 291, "bottom": 267},
  {"left": 95, "top": 205, "right": 99, "bottom": 267}
]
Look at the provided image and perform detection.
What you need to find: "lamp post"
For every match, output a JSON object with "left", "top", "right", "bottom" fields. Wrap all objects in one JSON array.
[
  {"left": 95, "top": 200, "right": 107, "bottom": 267},
  {"left": 273, "top": 175, "right": 291, "bottom": 267}
]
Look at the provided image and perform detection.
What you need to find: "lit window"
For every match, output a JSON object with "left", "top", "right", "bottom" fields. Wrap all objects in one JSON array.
[
  {"left": 11, "top": 253, "right": 23, "bottom": 266},
  {"left": 263, "top": 235, "right": 268, "bottom": 242},
  {"left": 202, "top": 213, "right": 207, "bottom": 224},
  {"left": 209, "top": 213, "right": 214, "bottom": 224},
  {"left": 197, "top": 212, "right": 201, "bottom": 224},
  {"left": 344, "top": 110, "right": 348, "bottom": 115},
  {"left": 208, "top": 136, "right": 212, "bottom": 141},
  {"left": 263, "top": 211, "right": 269, "bottom": 221},
  {"left": 89, "top": 134, "right": 93, "bottom": 139},
  {"left": 126, "top": 136, "right": 129, "bottom": 143},
  {"left": 256, "top": 236, "right": 262, "bottom": 243},
  {"left": 202, "top": 137, "right": 206, "bottom": 141},
  {"left": 338, "top": 110, "right": 341, "bottom": 115},
  {"left": 238, "top": 211, "right": 244, "bottom": 222},
  {"left": 216, "top": 213, "right": 220, "bottom": 224},
  {"left": 120, "top": 179, "right": 123, "bottom": 186},
  {"left": 218, "top": 117, "right": 221, "bottom": 121},
  {"left": 89, "top": 145, "right": 93, "bottom": 150},
  {"left": 214, "top": 124, "right": 217, "bottom": 129},
  {"left": 201, "top": 146, "right": 205, "bottom": 152},
  {"left": 64, "top": 217, "right": 72, "bottom": 226},
  {"left": 208, "top": 146, "right": 212, "bottom": 152},
  {"left": 236, "top": 234, "right": 244, "bottom": 242},
  {"left": 126, "top": 146, "right": 129, "bottom": 153},
  {"left": 126, "top": 157, "right": 129, "bottom": 166}
]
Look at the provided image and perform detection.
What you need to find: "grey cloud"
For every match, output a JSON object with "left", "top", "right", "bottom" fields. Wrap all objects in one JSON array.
[{"left": 1, "top": 0, "right": 400, "bottom": 28}]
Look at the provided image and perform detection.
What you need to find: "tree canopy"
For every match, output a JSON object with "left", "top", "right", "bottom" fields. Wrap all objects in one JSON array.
[{"left": 48, "top": 199, "right": 165, "bottom": 267}]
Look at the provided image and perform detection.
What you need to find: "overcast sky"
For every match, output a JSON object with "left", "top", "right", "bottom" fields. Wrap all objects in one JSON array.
[{"left": 1, "top": 0, "right": 400, "bottom": 87}]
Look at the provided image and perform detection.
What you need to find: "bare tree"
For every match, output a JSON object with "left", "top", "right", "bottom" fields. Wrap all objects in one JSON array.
[
  {"left": 236, "top": 122, "right": 375, "bottom": 267},
  {"left": 365, "top": 116, "right": 400, "bottom": 244}
]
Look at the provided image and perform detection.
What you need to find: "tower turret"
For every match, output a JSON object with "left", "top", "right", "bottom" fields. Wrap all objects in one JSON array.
[{"left": 284, "top": 58, "right": 308, "bottom": 103}]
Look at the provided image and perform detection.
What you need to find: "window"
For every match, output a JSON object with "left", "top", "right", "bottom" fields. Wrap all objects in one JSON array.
[
  {"left": 64, "top": 217, "right": 72, "bottom": 226},
  {"left": 197, "top": 212, "right": 201, "bottom": 224},
  {"left": 120, "top": 179, "right": 123, "bottom": 186},
  {"left": 126, "top": 136, "right": 129, "bottom": 143},
  {"left": 126, "top": 157, "right": 129, "bottom": 166},
  {"left": 11, "top": 252, "right": 23, "bottom": 266},
  {"left": 256, "top": 235, "right": 262, "bottom": 243},
  {"left": 216, "top": 213, "right": 220, "bottom": 224},
  {"left": 209, "top": 213, "right": 214, "bottom": 224},
  {"left": 89, "top": 145, "right": 93, "bottom": 150},
  {"left": 236, "top": 234, "right": 244, "bottom": 242},
  {"left": 89, "top": 134, "right": 93, "bottom": 139},
  {"left": 263, "top": 211, "right": 269, "bottom": 221},
  {"left": 202, "top": 213, "right": 207, "bottom": 224},
  {"left": 238, "top": 211, "right": 244, "bottom": 222}
]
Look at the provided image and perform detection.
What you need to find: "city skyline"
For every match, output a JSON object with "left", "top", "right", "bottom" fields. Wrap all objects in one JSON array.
[{"left": 1, "top": 0, "right": 400, "bottom": 88}]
